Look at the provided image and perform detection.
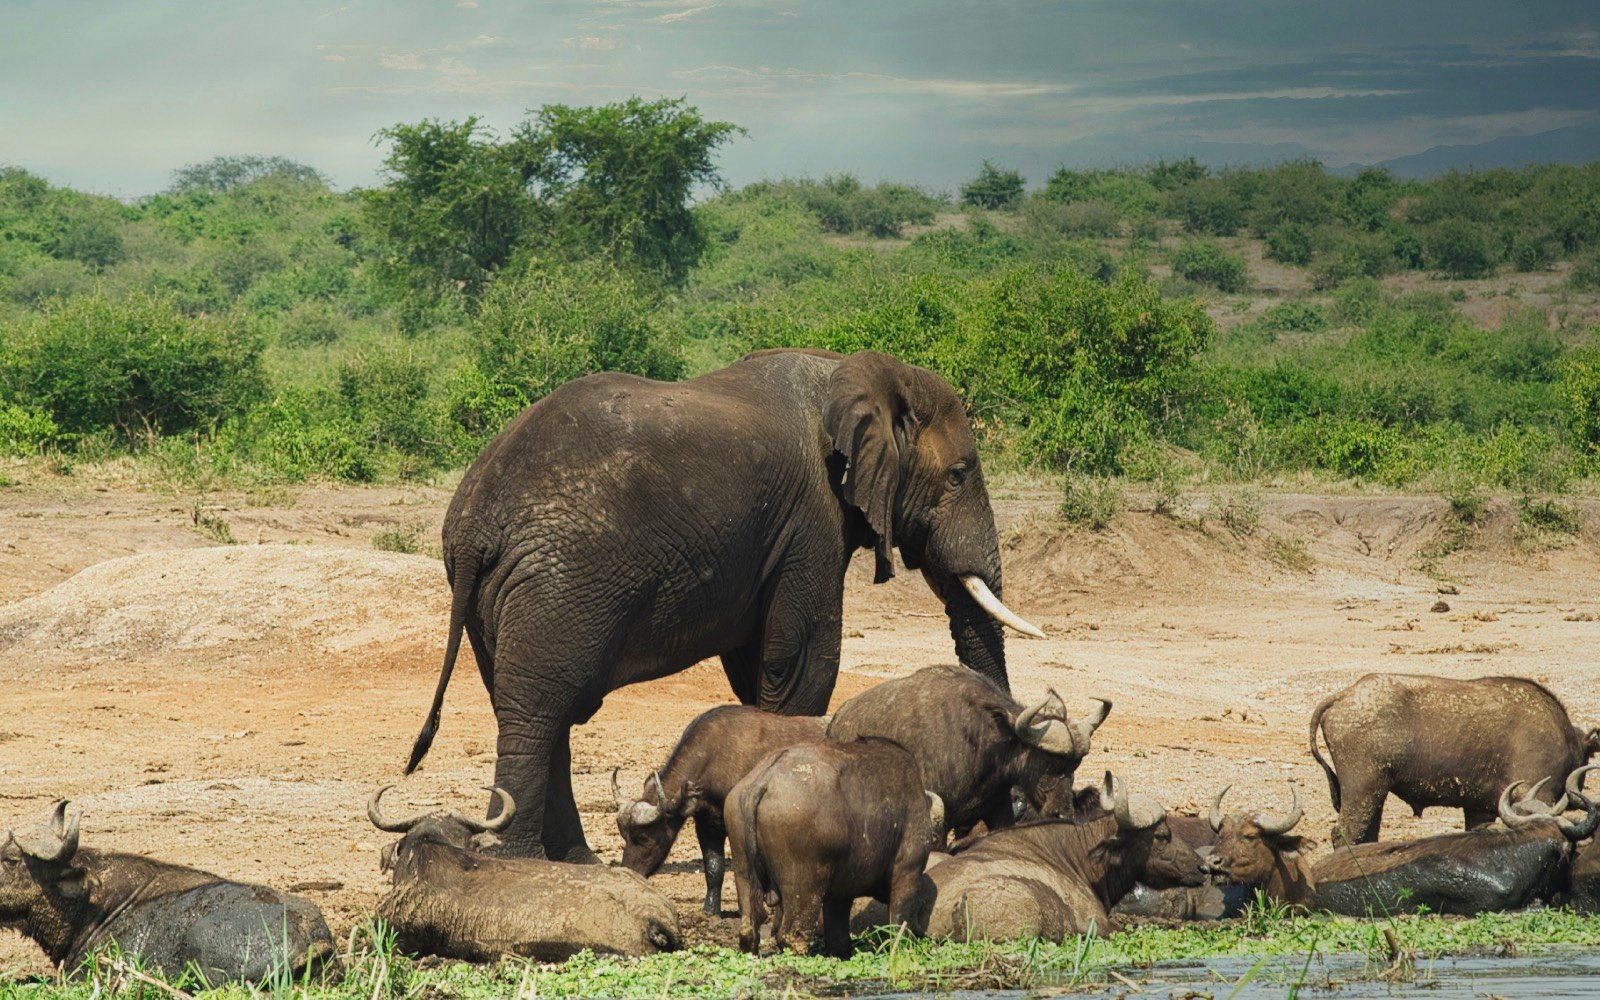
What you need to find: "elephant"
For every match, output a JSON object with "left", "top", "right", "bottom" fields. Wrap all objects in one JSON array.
[{"left": 403, "top": 348, "right": 1041, "bottom": 861}]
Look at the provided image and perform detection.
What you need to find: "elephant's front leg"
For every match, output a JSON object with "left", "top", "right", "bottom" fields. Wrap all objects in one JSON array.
[
  {"left": 696, "top": 813, "right": 729, "bottom": 914},
  {"left": 542, "top": 727, "right": 599, "bottom": 863},
  {"left": 757, "top": 570, "right": 845, "bottom": 715}
]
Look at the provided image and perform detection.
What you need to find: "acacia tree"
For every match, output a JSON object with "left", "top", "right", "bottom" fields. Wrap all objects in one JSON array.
[{"left": 961, "top": 160, "right": 1025, "bottom": 210}]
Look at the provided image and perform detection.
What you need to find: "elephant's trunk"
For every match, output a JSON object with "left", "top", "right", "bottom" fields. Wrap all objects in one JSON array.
[{"left": 927, "top": 568, "right": 1010, "bottom": 692}]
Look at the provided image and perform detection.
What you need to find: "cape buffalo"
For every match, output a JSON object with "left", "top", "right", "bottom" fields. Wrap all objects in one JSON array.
[
  {"left": 0, "top": 801, "right": 334, "bottom": 985},
  {"left": 1313, "top": 772, "right": 1599, "bottom": 916},
  {"left": 1199, "top": 784, "right": 1314, "bottom": 907},
  {"left": 911, "top": 773, "right": 1204, "bottom": 941},
  {"left": 612, "top": 705, "right": 825, "bottom": 913},
  {"left": 826, "top": 664, "right": 1110, "bottom": 834},
  {"left": 1310, "top": 673, "right": 1600, "bottom": 843},
  {"left": 369, "top": 786, "right": 680, "bottom": 961},
  {"left": 726, "top": 737, "right": 944, "bottom": 957}
]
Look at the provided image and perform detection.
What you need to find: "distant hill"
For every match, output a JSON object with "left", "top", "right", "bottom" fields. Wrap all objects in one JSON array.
[{"left": 1337, "top": 119, "right": 1600, "bottom": 178}]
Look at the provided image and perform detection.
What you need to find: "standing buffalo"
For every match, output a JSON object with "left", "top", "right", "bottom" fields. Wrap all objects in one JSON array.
[
  {"left": 726, "top": 737, "right": 944, "bottom": 957},
  {"left": 368, "top": 787, "right": 680, "bottom": 961},
  {"left": 1310, "top": 673, "right": 1600, "bottom": 843},
  {"left": 404, "top": 349, "right": 1040, "bottom": 860},
  {"left": 912, "top": 774, "right": 1204, "bottom": 941},
  {"left": 827, "top": 664, "right": 1108, "bottom": 834},
  {"left": 613, "top": 705, "right": 825, "bottom": 914},
  {"left": 0, "top": 801, "right": 334, "bottom": 985}
]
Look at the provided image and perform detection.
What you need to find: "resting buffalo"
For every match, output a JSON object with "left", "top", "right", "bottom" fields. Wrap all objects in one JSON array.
[
  {"left": 369, "top": 787, "right": 679, "bottom": 961},
  {"left": 911, "top": 773, "right": 1204, "bottom": 940},
  {"left": 613, "top": 705, "right": 825, "bottom": 913},
  {"left": 1311, "top": 673, "right": 1600, "bottom": 843},
  {"left": 406, "top": 349, "right": 1039, "bottom": 860},
  {"left": 1199, "top": 784, "right": 1313, "bottom": 907},
  {"left": 827, "top": 664, "right": 1109, "bottom": 833},
  {"left": 726, "top": 737, "right": 943, "bottom": 957},
  {"left": 0, "top": 801, "right": 334, "bottom": 985}
]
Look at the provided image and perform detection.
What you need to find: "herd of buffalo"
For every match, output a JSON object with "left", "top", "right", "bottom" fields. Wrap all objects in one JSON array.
[{"left": 4, "top": 351, "right": 1599, "bottom": 985}]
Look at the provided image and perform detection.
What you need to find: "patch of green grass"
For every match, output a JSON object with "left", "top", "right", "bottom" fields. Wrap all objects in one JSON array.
[
  {"left": 190, "top": 498, "right": 235, "bottom": 545},
  {"left": 1515, "top": 494, "right": 1582, "bottom": 551},
  {"left": 1060, "top": 475, "right": 1124, "bottom": 530},
  {"left": 1267, "top": 533, "right": 1315, "bottom": 572}
]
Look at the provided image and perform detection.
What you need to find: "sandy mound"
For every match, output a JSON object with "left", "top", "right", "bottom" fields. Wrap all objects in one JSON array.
[{"left": 0, "top": 544, "right": 447, "bottom": 660}]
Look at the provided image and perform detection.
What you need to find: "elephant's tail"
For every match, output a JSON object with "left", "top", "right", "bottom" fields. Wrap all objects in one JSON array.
[
  {"left": 1308, "top": 693, "right": 1341, "bottom": 812},
  {"left": 405, "top": 551, "right": 479, "bottom": 774}
]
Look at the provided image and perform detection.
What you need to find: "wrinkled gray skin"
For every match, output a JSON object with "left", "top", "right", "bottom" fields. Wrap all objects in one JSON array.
[
  {"left": 614, "top": 705, "right": 826, "bottom": 914},
  {"left": 0, "top": 802, "right": 334, "bottom": 986},
  {"left": 827, "top": 664, "right": 1108, "bottom": 835},
  {"left": 369, "top": 788, "right": 680, "bottom": 961},
  {"left": 1311, "top": 673, "right": 1600, "bottom": 844},
  {"left": 726, "top": 737, "right": 944, "bottom": 957},
  {"left": 406, "top": 349, "right": 1017, "bottom": 861}
]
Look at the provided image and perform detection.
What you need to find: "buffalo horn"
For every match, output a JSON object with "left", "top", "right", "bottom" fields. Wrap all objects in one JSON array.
[
  {"left": 611, "top": 768, "right": 626, "bottom": 809},
  {"left": 1209, "top": 785, "right": 1232, "bottom": 833},
  {"left": 1111, "top": 774, "right": 1165, "bottom": 831},
  {"left": 1256, "top": 784, "right": 1304, "bottom": 836},
  {"left": 367, "top": 785, "right": 429, "bottom": 833},
  {"left": 959, "top": 576, "right": 1046, "bottom": 639},
  {"left": 652, "top": 773, "right": 668, "bottom": 811},
  {"left": 1567, "top": 763, "right": 1600, "bottom": 801},
  {"left": 927, "top": 792, "right": 946, "bottom": 832},
  {"left": 1014, "top": 690, "right": 1077, "bottom": 756},
  {"left": 454, "top": 787, "right": 516, "bottom": 833},
  {"left": 13, "top": 800, "right": 80, "bottom": 864},
  {"left": 1497, "top": 779, "right": 1554, "bottom": 828},
  {"left": 1558, "top": 790, "right": 1600, "bottom": 840},
  {"left": 1098, "top": 771, "right": 1116, "bottom": 814},
  {"left": 1069, "top": 698, "right": 1113, "bottom": 756}
]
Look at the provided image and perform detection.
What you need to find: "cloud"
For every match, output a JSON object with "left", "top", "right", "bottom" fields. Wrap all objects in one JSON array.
[
  {"left": 380, "top": 51, "right": 428, "bottom": 71},
  {"left": 565, "top": 36, "right": 620, "bottom": 50},
  {"left": 647, "top": 4, "right": 716, "bottom": 24},
  {"left": 322, "top": 54, "right": 347, "bottom": 62},
  {"left": 456, "top": 0, "right": 478, "bottom": 7}
]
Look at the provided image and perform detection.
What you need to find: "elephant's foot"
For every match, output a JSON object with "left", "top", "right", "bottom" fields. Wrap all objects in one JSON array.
[{"left": 547, "top": 842, "right": 601, "bottom": 865}]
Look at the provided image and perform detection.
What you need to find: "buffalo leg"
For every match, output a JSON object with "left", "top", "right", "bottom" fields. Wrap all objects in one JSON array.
[
  {"left": 777, "top": 881, "right": 824, "bottom": 955},
  {"left": 733, "top": 869, "right": 762, "bottom": 953},
  {"left": 1334, "top": 773, "right": 1388, "bottom": 844},
  {"left": 821, "top": 899, "right": 853, "bottom": 958},
  {"left": 696, "top": 814, "right": 729, "bottom": 914},
  {"left": 1463, "top": 806, "right": 1496, "bottom": 830}
]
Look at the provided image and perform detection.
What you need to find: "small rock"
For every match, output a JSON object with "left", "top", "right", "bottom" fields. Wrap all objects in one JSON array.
[
  {"left": 1437, "top": 584, "right": 1459, "bottom": 595},
  {"left": 1430, "top": 600, "right": 1450, "bottom": 613}
]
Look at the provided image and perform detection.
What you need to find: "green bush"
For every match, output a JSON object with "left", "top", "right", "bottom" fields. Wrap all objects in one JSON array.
[
  {"left": 1059, "top": 473, "right": 1124, "bottom": 529},
  {"left": 1569, "top": 251, "right": 1600, "bottom": 291},
  {"left": 1265, "top": 223, "right": 1313, "bottom": 266},
  {"left": 1426, "top": 219, "right": 1497, "bottom": 278},
  {"left": 1310, "top": 232, "right": 1395, "bottom": 290},
  {"left": 0, "top": 402, "right": 58, "bottom": 455},
  {"left": 1024, "top": 198, "right": 1120, "bottom": 238},
  {"left": 1510, "top": 231, "right": 1554, "bottom": 272},
  {"left": 960, "top": 161, "right": 1025, "bottom": 210},
  {"left": 1168, "top": 179, "right": 1245, "bottom": 235},
  {"left": 1561, "top": 340, "right": 1600, "bottom": 452},
  {"left": 1170, "top": 239, "right": 1248, "bottom": 292},
  {"left": 1, "top": 292, "right": 266, "bottom": 438},
  {"left": 1259, "top": 301, "right": 1328, "bottom": 333}
]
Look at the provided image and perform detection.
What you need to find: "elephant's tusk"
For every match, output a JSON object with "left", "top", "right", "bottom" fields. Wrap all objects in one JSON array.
[{"left": 959, "top": 576, "right": 1046, "bottom": 639}]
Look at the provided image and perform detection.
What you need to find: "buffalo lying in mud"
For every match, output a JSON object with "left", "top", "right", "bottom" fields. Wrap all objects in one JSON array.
[
  {"left": 0, "top": 801, "right": 334, "bottom": 985},
  {"left": 369, "top": 787, "right": 680, "bottom": 961},
  {"left": 727, "top": 737, "right": 944, "bottom": 957},
  {"left": 827, "top": 663, "right": 1110, "bottom": 834},
  {"left": 1199, "top": 784, "right": 1312, "bottom": 908},
  {"left": 1311, "top": 673, "right": 1600, "bottom": 843},
  {"left": 909, "top": 773, "right": 1204, "bottom": 941},
  {"left": 613, "top": 705, "right": 825, "bottom": 914},
  {"left": 1204, "top": 768, "right": 1600, "bottom": 916}
]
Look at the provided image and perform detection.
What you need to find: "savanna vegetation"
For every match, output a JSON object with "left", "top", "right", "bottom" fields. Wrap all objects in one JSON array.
[{"left": 4, "top": 101, "right": 1600, "bottom": 507}]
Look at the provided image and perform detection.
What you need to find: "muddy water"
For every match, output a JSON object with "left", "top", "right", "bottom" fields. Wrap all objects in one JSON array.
[{"left": 868, "top": 951, "right": 1600, "bottom": 998}]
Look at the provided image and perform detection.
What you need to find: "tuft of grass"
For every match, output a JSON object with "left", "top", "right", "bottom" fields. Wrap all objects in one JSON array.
[
  {"left": 1060, "top": 475, "right": 1124, "bottom": 530},
  {"left": 1267, "top": 533, "right": 1315, "bottom": 572},
  {"left": 1214, "top": 488, "right": 1263, "bottom": 537},
  {"left": 371, "top": 521, "right": 437, "bottom": 557},
  {"left": 1515, "top": 494, "right": 1581, "bottom": 551},
  {"left": 190, "top": 498, "right": 235, "bottom": 545}
]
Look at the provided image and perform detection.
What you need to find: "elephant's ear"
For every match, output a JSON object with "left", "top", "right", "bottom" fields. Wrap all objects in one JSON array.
[{"left": 824, "top": 351, "right": 917, "bottom": 583}]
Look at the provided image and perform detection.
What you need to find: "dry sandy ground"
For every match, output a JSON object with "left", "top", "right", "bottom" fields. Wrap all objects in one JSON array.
[{"left": 1, "top": 471, "right": 1598, "bottom": 972}]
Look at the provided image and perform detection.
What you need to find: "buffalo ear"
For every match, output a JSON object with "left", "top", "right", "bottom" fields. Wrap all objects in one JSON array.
[
  {"left": 680, "top": 781, "right": 705, "bottom": 818},
  {"left": 824, "top": 352, "right": 917, "bottom": 583}
]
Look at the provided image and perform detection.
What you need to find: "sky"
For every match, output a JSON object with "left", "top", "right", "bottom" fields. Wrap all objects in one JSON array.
[{"left": 2, "top": 0, "right": 1599, "bottom": 198}]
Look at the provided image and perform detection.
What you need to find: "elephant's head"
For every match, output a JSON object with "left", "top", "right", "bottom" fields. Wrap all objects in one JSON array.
[{"left": 824, "top": 351, "right": 1039, "bottom": 689}]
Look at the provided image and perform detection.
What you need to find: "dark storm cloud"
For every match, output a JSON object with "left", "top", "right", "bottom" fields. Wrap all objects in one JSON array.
[{"left": 1, "top": 0, "right": 1595, "bottom": 195}]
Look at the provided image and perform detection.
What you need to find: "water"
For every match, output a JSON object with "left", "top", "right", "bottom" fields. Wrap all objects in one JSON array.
[{"left": 866, "top": 950, "right": 1600, "bottom": 998}]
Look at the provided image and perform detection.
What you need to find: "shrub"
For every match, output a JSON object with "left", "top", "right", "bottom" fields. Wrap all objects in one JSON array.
[
  {"left": 276, "top": 300, "right": 350, "bottom": 347},
  {"left": 1519, "top": 495, "right": 1580, "bottom": 535},
  {"left": 1560, "top": 340, "right": 1600, "bottom": 452},
  {"left": 1059, "top": 474, "right": 1124, "bottom": 530},
  {"left": 1168, "top": 179, "right": 1245, "bottom": 235},
  {"left": 0, "top": 402, "right": 58, "bottom": 455},
  {"left": 336, "top": 349, "right": 450, "bottom": 466},
  {"left": 1426, "top": 219, "right": 1496, "bottom": 278},
  {"left": 1, "top": 292, "right": 266, "bottom": 438},
  {"left": 1024, "top": 198, "right": 1120, "bottom": 238},
  {"left": 1310, "top": 233, "right": 1395, "bottom": 290},
  {"left": 960, "top": 161, "right": 1025, "bottom": 210},
  {"left": 1259, "top": 301, "right": 1328, "bottom": 333},
  {"left": 5, "top": 258, "right": 95, "bottom": 306},
  {"left": 1569, "top": 251, "right": 1600, "bottom": 291},
  {"left": 1265, "top": 223, "right": 1313, "bottom": 266},
  {"left": 1510, "top": 231, "right": 1554, "bottom": 272},
  {"left": 1170, "top": 239, "right": 1248, "bottom": 292}
]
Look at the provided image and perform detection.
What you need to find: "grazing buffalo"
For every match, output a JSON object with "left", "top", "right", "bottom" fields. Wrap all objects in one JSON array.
[
  {"left": 0, "top": 801, "right": 334, "bottom": 985},
  {"left": 1313, "top": 772, "right": 1598, "bottom": 916},
  {"left": 726, "top": 737, "right": 944, "bottom": 957},
  {"left": 369, "top": 787, "right": 679, "bottom": 961},
  {"left": 827, "top": 664, "right": 1110, "bottom": 833},
  {"left": 1199, "top": 784, "right": 1314, "bottom": 908},
  {"left": 613, "top": 705, "right": 825, "bottom": 913},
  {"left": 912, "top": 773, "right": 1204, "bottom": 941},
  {"left": 1310, "top": 673, "right": 1600, "bottom": 843}
]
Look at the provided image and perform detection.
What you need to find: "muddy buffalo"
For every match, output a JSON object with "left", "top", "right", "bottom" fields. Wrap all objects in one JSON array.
[
  {"left": 912, "top": 773, "right": 1204, "bottom": 940},
  {"left": 369, "top": 787, "right": 680, "bottom": 961},
  {"left": 1199, "top": 784, "right": 1314, "bottom": 907},
  {"left": 613, "top": 705, "right": 825, "bottom": 914},
  {"left": 827, "top": 664, "right": 1109, "bottom": 833},
  {"left": 1310, "top": 673, "right": 1600, "bottom": 844},
  {"left": 726, "top": 737, "right": 943, "bottom": 957},
  {"left": 0, "top": 801, "right": 334, "bottom": 985}
]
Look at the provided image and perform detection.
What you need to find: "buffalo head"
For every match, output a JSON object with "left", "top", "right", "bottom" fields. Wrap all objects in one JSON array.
[
  {"left": 1014, "top": 692, "right": 1112, "bottom": 817},
  {"left": 1201, "top": 784, "right": 1307, "bottom": 889},
  {"left": 613, "top": 770, "right": 702, "bottom": 877},
  {"left": 368, "top": 786, "right": 515, "bottom": 875},
  {"left": 0, "top": 800, "right": 88, "bottom": 921}
]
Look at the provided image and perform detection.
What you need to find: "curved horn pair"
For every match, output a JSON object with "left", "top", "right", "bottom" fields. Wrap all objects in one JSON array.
[
  {"left": 368, "top": 785, "right": 515, "bottom": 834},
  {"left": 1500, "top": 767, "right": 1600, "bottom": 840},
  {"left": 12, "top": 800, "right": 81, "bottom": 864},
  {"left": 1015, "top": 691, "right": 1112, "bottom": 757},
  {"left": 613, "top": 770, "right": 669, "bottom": 827},
  {"left": 959, "top": 576, "right": 1046, "bottom": 639},
  {"left": 1208, "top": 784, "right": 1302, "bottom": 836}
]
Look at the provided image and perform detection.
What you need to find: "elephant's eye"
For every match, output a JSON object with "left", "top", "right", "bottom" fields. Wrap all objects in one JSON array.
[{"left": 946, "top": 464, "right": 969, "bottom": 489}]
